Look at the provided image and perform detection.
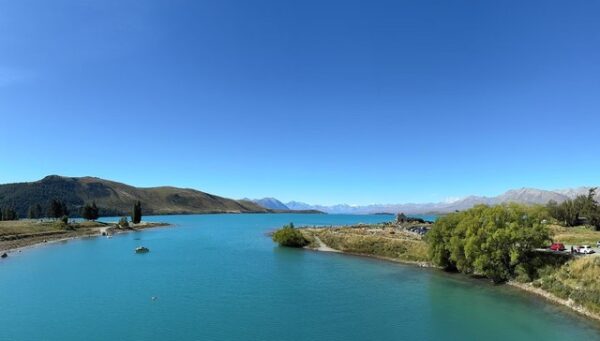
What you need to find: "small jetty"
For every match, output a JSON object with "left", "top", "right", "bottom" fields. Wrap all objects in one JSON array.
[{"left": 135, "top": 246, "right": 150, "bottom": 254}]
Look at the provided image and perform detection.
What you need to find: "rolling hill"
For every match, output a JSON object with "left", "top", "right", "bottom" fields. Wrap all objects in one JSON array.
[{"left": 0, "top": 175, "right": 270, "bottom": 217}]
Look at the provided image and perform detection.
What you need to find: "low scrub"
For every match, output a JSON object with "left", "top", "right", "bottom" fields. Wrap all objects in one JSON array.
[
  {"left": 272, "top": 223, "right": 308, "bottom": 247},
  {"left": 535, "top": 256, "right": 600, "bottom": 314}
]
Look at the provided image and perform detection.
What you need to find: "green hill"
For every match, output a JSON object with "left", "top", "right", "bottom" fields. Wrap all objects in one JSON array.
[{"left": 0, "top": 175, "right": 270, "bottom": 217}]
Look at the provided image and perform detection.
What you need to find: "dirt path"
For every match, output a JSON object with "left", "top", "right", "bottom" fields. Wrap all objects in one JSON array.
[{"left": 313, "top": 236, "right": 340, "bottom": 252}]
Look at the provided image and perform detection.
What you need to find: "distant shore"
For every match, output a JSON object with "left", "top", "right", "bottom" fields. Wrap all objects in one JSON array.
[{"left": 0, "top": 220, "right": 170, "bottom": 255}]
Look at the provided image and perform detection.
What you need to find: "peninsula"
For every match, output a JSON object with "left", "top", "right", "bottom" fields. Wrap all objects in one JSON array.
[{"left": 273, "top": 197, "right": 600, "bottom": 323}]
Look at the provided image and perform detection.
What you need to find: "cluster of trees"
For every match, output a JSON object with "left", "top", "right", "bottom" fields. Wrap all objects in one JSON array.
[
  {"left": 1, "top": 200, "right": 68, "bottom": 221},
  {"left": 47, "top": 199, "right": 69, "bottom": 219},
  {"left": 1, "top": 198, "right": 144, "bottom": 222},
  {"left": 0, "top": 207, "right": 18, "bottom": 221},
  {"left": 272, "top": 223, "right": 309, "bottom": 247},
  {"left": 546, "top": 188, "right": 600, "bottom": 229},
  {"left": 81, "top": 202, "right": 100, "bottom": 221},
  {"left": 27, "top": 204, "right": 43, "bottom": 219},
  {"left": 427, "top": 204, "right": 551, "bottom": 283}
]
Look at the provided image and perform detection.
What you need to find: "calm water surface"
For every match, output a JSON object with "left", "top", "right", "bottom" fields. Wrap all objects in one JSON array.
[{"left": 1, "top": 214, "right": 599, "bottom": 340}]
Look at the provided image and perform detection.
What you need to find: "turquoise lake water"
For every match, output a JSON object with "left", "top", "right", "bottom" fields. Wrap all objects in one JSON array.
[{"left": 1, "top": 214, "right": 599, "bottom": 340}]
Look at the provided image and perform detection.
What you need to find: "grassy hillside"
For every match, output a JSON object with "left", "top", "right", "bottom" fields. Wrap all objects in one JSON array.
[{"left": 0, "top": 175, "right": 269, "bottom": 217}]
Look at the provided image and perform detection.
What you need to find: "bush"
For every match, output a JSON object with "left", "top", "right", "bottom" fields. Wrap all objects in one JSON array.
[
  {"left": 272, "top": 223, "right": 308, "bottom": 247},
  {"left": 118, "top": 217, "right": 129, "bottom": 228},
  {"left": 54, "top": 215, "right": 72, "bottom": 229}
]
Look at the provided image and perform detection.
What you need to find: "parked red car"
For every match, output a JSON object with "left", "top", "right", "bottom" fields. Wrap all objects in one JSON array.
[{"left": 550, "top": 243, "right": 566, "bottom": 251}]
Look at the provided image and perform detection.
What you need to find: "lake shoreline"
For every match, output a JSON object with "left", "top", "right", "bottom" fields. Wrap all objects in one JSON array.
[
  {"left": 0, "top": 221, "right": 171, "bottom": 255},
  {"left": 305, "top": 243, "right": 435, "bottom": 268},
  {"left": 508, "top": 281, "right": 600, "bottom": 323},
  {"left": 303, "top": 228, "right": 600, "bottom": 324}
]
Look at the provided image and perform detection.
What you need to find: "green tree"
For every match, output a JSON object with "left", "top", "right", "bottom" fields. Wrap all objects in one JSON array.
[
  {"left": 35, "top": 204, "right": 43, "bottom": 218},
  {"left": 132, "top": 201, "right": 142, "bottom": 224},
  {"left": 547, "top": 188, "right": 600, "bottom": 229},
  {"left": 272, "top": 223, "right": 308, "bottom": 247},
  {"left": 81, "top": 202, "right": 100, "bottom": 221},
  {"left": 582, "top": 188, "right": 600, "bottom": 229},
  {"left": 427, "top": 204, "right": 551, "bottom": 283},
  {"left": 90, "top": 202, "right": 99, "bottom": 220},
  {"left": 81, "top": 203, "right": 93, "bottom": 221},
  {"left": 27, "top": 204, "right": 43, "bottom": 219},
  {"left": 48, "top": 199, "right": 67, "bottom": 219},
  {"left": 1, "top": 207, "right": 18, "bottom": 221},
  {"left": 27, "top": 205, "right": 37, "bottom": 219}
]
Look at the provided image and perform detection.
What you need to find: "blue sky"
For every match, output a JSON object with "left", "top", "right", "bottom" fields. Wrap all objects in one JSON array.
[{"left": 1, "top": 0, "right": 599, "bottom": 205}]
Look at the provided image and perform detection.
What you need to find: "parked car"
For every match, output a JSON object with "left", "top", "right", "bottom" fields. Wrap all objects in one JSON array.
[
  {"left": 578, "top": 245, "right": 595, "bottom": 254},
  {"left": 550, "top": 243, "right": 566, "bottom": 251}
]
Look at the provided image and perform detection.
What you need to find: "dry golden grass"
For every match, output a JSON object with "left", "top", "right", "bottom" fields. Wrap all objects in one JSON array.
[
  {"left": 549, "top": 224, "right": 600, "bottom": 245},
  {"left": 0, "top": 220, "right": 65, "bottom": 236},
  {"left": 535, "top": 256, "right": 600, "bottom": 314},
  {"left": 0, "top": 219, "right": 167, "bottom": 253},
  {"left": 302, "top": 226, "right": 430, "bottom": 263},
  {"left": 0, "top": 220, "right": 108, "bottom": 237}
]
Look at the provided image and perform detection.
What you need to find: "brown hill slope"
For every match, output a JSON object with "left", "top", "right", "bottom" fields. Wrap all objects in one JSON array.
[{"left": 0, "top": 175, "right": 269, "bottom": 217}]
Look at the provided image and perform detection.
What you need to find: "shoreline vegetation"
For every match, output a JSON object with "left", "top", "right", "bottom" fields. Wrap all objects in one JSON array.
[
  {"left": 272, "top": 202, "right": 600, "bottom": 323},
  {"left": 0, "top": 219, "right": 170, "bottom": 254}
]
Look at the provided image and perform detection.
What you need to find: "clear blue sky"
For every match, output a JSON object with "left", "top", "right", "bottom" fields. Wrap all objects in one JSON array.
[{"left": 1, "top": 1, "right": 599, "bottom": 205}]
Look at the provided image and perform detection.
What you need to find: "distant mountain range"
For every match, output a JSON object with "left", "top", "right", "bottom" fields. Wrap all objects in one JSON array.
[
  {"left": 244, "top": 197, "right": 290, "bottom": 210},
  {"left": 251, "top": 187, "right": 600, "bottom": 215},
  {"left": 0, "top": 175, "right": 271, "bottom": 217},
  {"left": 2, "top": 176, "right": 597, "bottom": 218}
]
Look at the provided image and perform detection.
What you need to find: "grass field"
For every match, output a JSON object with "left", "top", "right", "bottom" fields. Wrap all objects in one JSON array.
[
  {"left": 301, "top": 224, "right": 430, "bottom": 263},
  {"left": 0, "top": 220, "right": 107, "bottom": 236},
  {"left": 550, "top": 224, "right": 600, "bottom": 245},
  {"left": 0, "top": 219, "right": 167, "bottom": 253}
]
